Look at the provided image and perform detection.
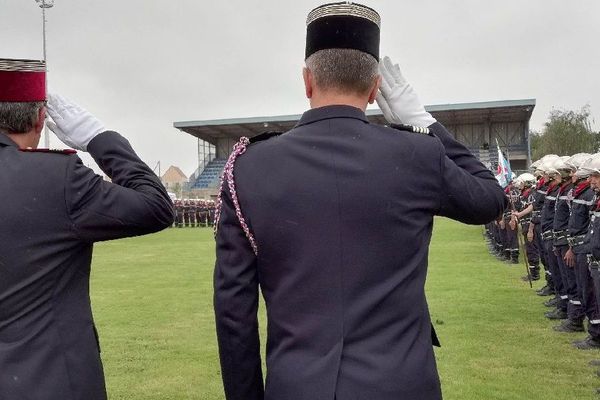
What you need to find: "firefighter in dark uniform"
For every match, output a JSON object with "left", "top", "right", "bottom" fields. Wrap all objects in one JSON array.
[
  {"left": 551, "top": 157, "right": 584, "bottom": 329},
  {"left": 196, "top": 200, "right": 204, "bottom": 227},
  {"left": 556, "top": 154, "right": 599, "bottom": 335},
  {"left": 530, "top": 158, "right": 558, "bottom": 295},
  {"left": 213, "top": 4, "right": 507, "bottom": 400},
  {"left": 183, "top": 200, "right": 190, "bottom": 228},
  {"left": 208, "top": 200, "right": 216, "bottom": 227},
  {"left": 0, "top": 59, "right": 174, "bottom": 400},
  {"left": 188, "top": 200, "right": 197, "bottom": 227},
  {"left": 575, "top": 155, "right": 600, "bottom": 349},
  {"left": 512, "top": 173, "right": 540, "bottom": 280},
  {"left": 498, "top": 197, "right": 510, "bottom": 261},
  {"left": 174, "top": 200, "right": 184, "bottom": 227},
  {"left": 504, "top": 180, "right": 520, "bottom": 264},
  {"left": 542, "top": 158, "right": 569, "bottom": 319}
]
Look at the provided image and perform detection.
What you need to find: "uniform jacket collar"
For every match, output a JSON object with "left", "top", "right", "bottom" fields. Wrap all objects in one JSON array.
[
  {"left": 0, "top": 131, "right": 18, "bottom": 148},
  {"left": 296, "top": 105, "right": 370, "bottom": 127}
]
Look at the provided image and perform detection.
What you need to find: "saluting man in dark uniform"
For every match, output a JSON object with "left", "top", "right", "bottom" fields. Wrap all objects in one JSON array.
[
  {"left": 213, "top": 3, "right": 507, "bottom": 400},
  {"left": 0, "top": 59, "right": 174, "bottom": 400}
]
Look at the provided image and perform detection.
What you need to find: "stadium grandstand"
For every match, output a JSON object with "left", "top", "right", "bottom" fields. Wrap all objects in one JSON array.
[{"left": 174, "top": 99, "right": 535, "bottom": 195}]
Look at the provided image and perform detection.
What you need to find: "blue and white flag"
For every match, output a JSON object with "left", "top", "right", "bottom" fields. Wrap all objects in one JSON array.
[{"left": 495, "top": 140, "right": 512, "bottom": 188}]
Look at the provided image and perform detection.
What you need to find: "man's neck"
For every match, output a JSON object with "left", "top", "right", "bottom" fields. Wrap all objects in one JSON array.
[
  {"left": 3, "top": 130, "right": 39, "bottom": 149},
  {"left": 309, "top": 92, "right": 369, "bottom": 112}
]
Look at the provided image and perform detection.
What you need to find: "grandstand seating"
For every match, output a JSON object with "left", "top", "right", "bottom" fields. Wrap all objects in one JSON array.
[{"left": 191, "top": 159, "right": 226, "bottom": 189}]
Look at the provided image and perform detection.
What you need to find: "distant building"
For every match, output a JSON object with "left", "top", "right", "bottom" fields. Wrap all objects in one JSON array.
[
  {"left": 174, "top": 99, "right": 535, "bottom": 194},
  {"left": 161, "top": 165, "right": 189, "bottom": 192}
]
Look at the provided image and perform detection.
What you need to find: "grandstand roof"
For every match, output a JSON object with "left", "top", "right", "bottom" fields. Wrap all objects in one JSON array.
[{"left": 174, "top": 99, "right": 536, "bottom": 145}]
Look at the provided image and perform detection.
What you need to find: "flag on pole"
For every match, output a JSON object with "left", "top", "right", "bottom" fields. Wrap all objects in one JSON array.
[{"left": 495, "top": 139, "right": 512, "bottom": 188}]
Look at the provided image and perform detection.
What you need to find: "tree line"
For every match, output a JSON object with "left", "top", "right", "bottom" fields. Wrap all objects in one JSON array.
[{"left": 531, "top": 105, "right": 598, "bottom": 160}]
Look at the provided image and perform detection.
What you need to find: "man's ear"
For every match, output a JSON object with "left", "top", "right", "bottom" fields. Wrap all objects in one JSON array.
[
  {"left": 303, "top": 67, "right": 313, "bottom": 99},
  {"left": 367, "top": 75, "right": 382, "bottom": 104},
  {"left": 34, "top": 106, "right": 46, "bottom": 135}
]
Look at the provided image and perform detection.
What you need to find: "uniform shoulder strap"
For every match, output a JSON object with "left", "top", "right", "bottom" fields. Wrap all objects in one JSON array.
[
  {"left": 390, "top": 123, "right": 431, "bottom": 135},
  {"left": 249, "top": 130, "right": 283, "bottom": 143},
  {"left": 19, "top": 148, "right": 77, "bottom": 155}
]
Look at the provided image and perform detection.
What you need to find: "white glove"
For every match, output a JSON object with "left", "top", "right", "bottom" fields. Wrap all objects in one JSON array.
[
  {"left": 46, "top": 93, "right": 106, "bottom": 151},
  {"left": 376, "top": 56, "right": 436, "bottom": 127}
]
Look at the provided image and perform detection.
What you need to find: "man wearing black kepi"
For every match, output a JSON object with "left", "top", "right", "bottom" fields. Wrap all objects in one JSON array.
[
  {"left": 0, "top": 58, "right": 174, "bottom": 400},
  {"left": 213, "top": 3, "right": 507, "bottom": 400}
]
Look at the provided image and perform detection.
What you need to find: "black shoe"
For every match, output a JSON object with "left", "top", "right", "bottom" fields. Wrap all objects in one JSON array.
[
  {"left": 537, "top": 286, "right": 555, "bottom": 296},
  {"left": 544, "top": 297, "right": 560, "bottom": 307},
  {"left": 536, "top": 284, "right": 547, "bottom": 293},
  {"left": 573, "top": 335, "right": 592, "bottom": 345},
  {"left": 545, "top": 309, "right": 567, "bottom": 320},
  {"left": 589, "top": 359, "right": 600, "bottom": 367},
  {"left": 523, "top": 271, "right": 541, "bottom": 281},
  {"left": 553, "top": 320, "right": 585, "bottom": 333},
  {"left": 574, "top": 336, "right": 600, "bottom": 350}
]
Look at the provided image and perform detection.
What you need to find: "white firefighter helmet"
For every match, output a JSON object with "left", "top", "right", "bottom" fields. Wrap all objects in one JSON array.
[
  {"left": 545, "top": 157, "right": 570, "bottom": 177},
  {"left": 579, "top": 153, "right": 600, "bottom": 177},
  {"left": 536, "top": 155, "right": 559, "bottom": 175},
  {"left": 518, "top": 172, "right": 536, "bottom": 186},
  {"left": 566, "top": 153, "right": 592, "bottom": 170}
]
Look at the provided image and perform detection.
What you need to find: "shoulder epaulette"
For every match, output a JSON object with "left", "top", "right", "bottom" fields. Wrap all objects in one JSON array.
[
  {"left": 390, "top": 123, "right": 431, "bottom": 135},
  {"left": 250, "top": 131, "right": 283, "bottom": 144},
  {"left": 19, "top": 148, "right": 77, "bottom": 155}
]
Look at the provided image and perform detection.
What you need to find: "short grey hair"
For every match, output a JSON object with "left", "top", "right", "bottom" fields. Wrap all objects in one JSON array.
[
  {"left": 0, "top": 101, "right": 45, "bottom": 134},
  {"left": 305, "top": 48, "right": 379, "bottom": 95}
]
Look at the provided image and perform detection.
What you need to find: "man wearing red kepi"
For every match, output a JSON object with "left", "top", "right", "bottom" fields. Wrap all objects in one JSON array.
[{"left": 0, "top": 58, "right": 174, "bottom": 400}]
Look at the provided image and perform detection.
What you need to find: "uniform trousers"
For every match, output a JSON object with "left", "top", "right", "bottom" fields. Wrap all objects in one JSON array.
[
  {"left": 556, "top": 245, "right": 582, "bottom": 319},
  {"left": 545, "top": 240, "right": 566, "bottom": 310},
  {"left": 534, "top": 224, "right": 551, "bottom": 285},
  {"left": 576, "top": 254, "right": 600, "bottom": 337},
  {"left": 521, "top": 223, "right": 539, "bottom": 267}
]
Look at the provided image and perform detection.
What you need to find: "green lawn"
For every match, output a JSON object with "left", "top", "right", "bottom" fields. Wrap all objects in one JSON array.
[{"left": 91, "top": 218, "right": 599, "bottom": 399}]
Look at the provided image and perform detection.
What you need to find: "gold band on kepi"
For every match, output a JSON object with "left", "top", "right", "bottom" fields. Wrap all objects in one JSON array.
[{"left": 305, "top": 2, "right": 381, "bottom": 61}]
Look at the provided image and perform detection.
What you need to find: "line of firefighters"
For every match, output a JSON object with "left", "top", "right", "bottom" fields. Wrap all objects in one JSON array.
[
  {"left": 486, "top": 153, "right": 600, "bottom": 350},
  {"left": 173, "top": 199, "right": 216, "bottom": 228}
]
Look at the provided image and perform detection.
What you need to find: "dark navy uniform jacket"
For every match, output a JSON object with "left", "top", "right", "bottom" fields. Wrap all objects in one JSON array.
[
  {"left": 518, "top": 187, "right": 534, "bottom": 230},
  {"left": 553, "top": 182, "right": 574, "bottom": 246},
  {"left": 541, "top": 183, "right": 560, "bottom": 235},
  {"left": 587, "top": 197, "right": 600, "bottom": 260},
  {"left": 569, "top": 182, "right": 594, "bottom": 254},
  {"left": 214, "top": 105, "right": 507, "bottom": 400},
  {"left": 530, "top": 180, "right": 547, "bottom": 225},
  {"left": 0, "top": 131, "right": 174, "bottom": 400}
]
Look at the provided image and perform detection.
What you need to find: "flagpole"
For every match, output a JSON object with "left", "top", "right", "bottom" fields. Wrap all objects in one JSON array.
[{"left": 36, "top": 0, "right": 54, "bottom": 148}]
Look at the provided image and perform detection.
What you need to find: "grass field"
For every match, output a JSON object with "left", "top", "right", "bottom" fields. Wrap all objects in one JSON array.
[{"left": 91, "top": 218, "right": 599, "bottom": 399}]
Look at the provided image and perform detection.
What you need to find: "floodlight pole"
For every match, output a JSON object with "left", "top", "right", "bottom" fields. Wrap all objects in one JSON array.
[{"left": 36, "top": 0, "right": 54, "bottom": 148}]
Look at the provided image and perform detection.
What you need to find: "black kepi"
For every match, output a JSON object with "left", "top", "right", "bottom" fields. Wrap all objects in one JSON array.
[{"left": 305, "top": 2, "right": 381, "bottom": 61}]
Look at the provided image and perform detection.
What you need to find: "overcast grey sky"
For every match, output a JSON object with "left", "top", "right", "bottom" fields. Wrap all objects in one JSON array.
[{"left": 1, "top": 0, "right": 599, "bottom": 176}]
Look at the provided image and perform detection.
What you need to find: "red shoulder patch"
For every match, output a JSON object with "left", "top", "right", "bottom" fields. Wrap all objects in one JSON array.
[{"left": 19, "top": 148, "right": 77, "bottom": 155}]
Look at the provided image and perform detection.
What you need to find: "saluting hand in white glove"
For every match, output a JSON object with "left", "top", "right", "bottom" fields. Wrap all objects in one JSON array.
[
  {"left": 376, "top": 56, "right": 436, "bottom": 128},
  {"left": 46, "top": 93, "right": 106, "bottom": 151}
]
